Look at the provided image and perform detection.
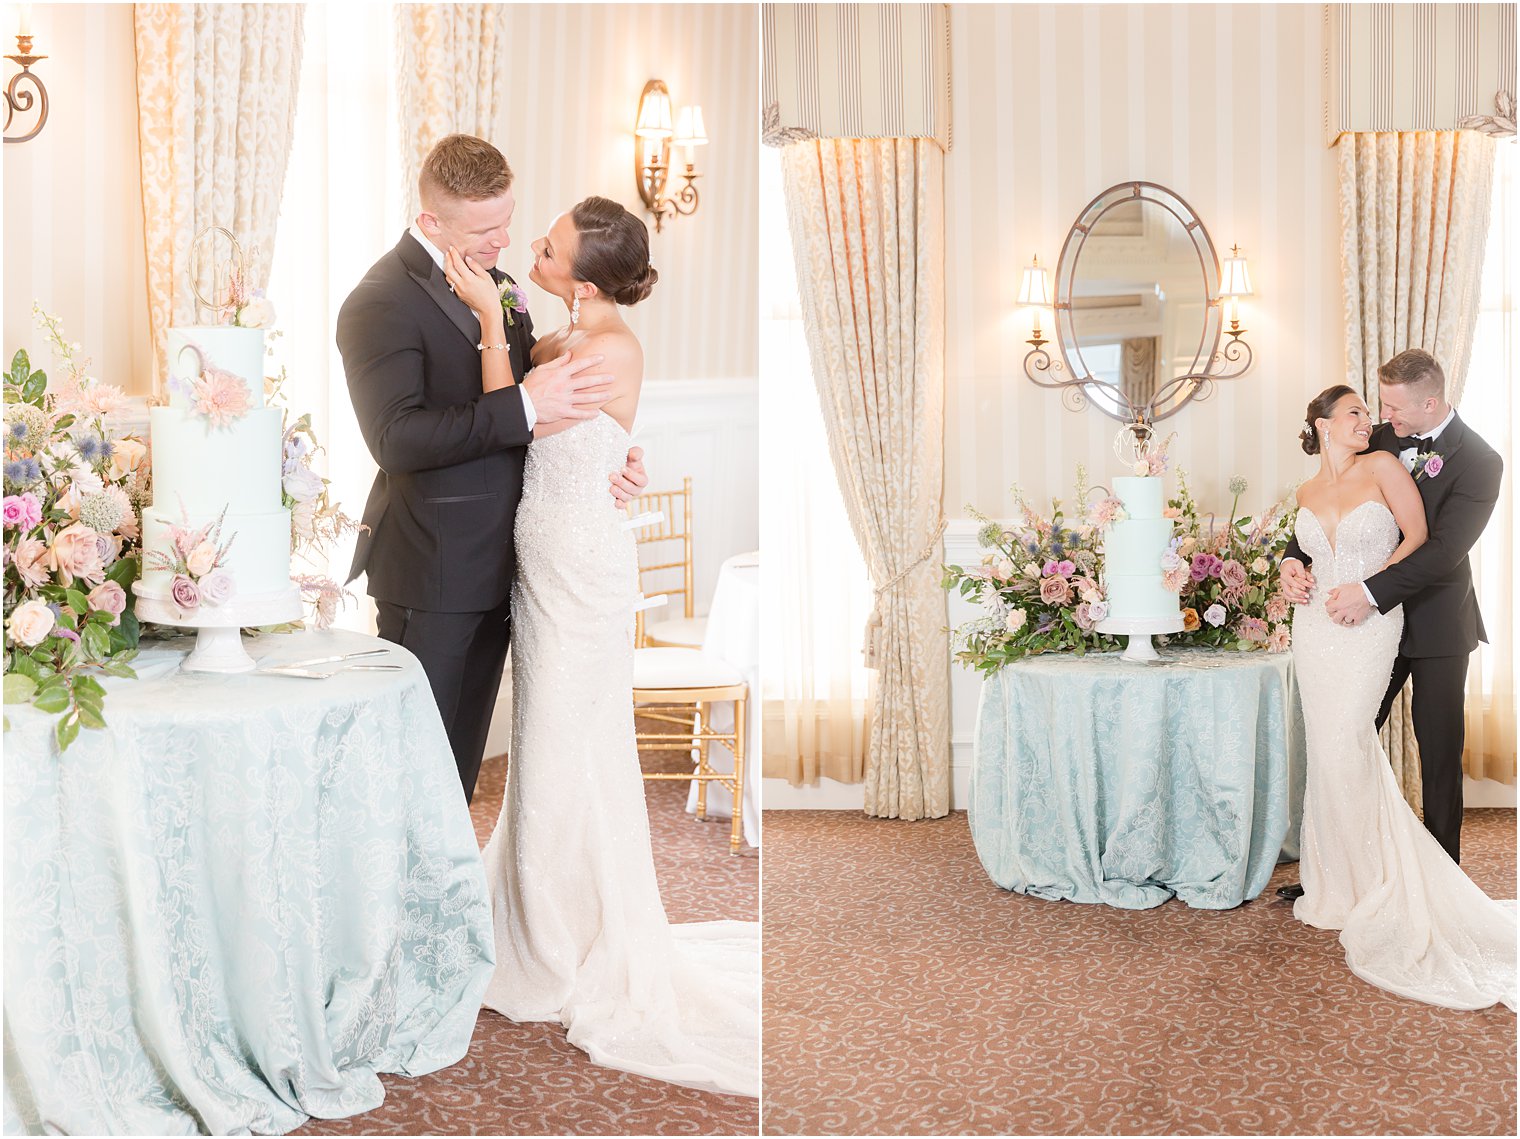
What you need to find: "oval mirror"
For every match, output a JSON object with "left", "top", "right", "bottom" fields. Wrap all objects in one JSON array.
[{"left": 1050, "top": 182, "right": 1222, "bottom": 423}]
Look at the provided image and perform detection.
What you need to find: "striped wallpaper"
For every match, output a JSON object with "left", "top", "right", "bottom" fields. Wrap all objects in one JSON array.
[
  {"left": 2, "top": 3, "right": 153, "bottom": 393},
  {"left": 486, "top": 3, "right": 759, "bottom": 384},
  {"left": 762, "top": 2, "right": 952, "bottom": 148},
  {"left": 944, "top": 2, "right": 1343, "bottom": 522},
  {"left": 1326, "top": 2, "right": 1516, "bottom": 141},
  {"left": 1, "top": 3, "right": 758, "bottom": 393}
]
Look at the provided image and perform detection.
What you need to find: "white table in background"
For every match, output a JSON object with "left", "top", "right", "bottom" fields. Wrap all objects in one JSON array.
[{"left": 685, "top": 551, "right": 761, "bottom": 847}]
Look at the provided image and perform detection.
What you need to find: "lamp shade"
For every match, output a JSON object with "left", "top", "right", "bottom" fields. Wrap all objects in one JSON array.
[
  {"left": 1017, "top": 257, "right": 1051, "bottom": 307},
  {"left": 1220, "top": 246, "right": 1254, "bottom": 297},
  {"left": 675, "top": 105, "right": 709, "bottom": 148},
  {"left": 636, "top": 83, "right": 674, "bottom": 138}
]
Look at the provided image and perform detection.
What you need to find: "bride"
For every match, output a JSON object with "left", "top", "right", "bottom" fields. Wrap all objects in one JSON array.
[
  {"left": 1290, "top": 384, "right": 1515, "bottom": 1011},
  {"left": 445, "top": 196, "right": 759, "bottom": 1096}
]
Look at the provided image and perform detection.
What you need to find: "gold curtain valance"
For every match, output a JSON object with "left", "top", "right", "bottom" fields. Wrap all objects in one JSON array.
[
  {"left": 762, "top": 3, "right": 951, "bottom": 151},
  {"left": 1324, "top": 3, "right": 1516, "bottom": 144}
]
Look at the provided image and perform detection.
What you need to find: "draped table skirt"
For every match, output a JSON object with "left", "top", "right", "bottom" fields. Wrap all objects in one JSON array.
[
  {"left": 3, "top": 629, "right": 493, "bottom": 1135},
  {"left": 969, "top": 648, "right": 1307, "bottom": 910}
]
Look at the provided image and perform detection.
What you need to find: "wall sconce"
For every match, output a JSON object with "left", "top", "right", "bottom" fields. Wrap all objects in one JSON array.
[
  {"left": 1016, "top": 255, "right": 1052, "bottom": 350},
  {"left": 1219, "top": 244, "right": 1253, "bottom": 340},
  {"left": 635, "top": 78, "right": 707, "bottom": 233},
  {"left": 4, "top": 5, "right": 48, "bottom": 145}
]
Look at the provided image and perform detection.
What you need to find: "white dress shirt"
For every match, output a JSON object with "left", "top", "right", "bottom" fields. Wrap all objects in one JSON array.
[{"left": 407, "top": 223, "right": 536, "bottom": 431}]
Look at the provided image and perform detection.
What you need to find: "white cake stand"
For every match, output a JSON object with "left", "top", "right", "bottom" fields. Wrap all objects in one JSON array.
[
  {"left": 1096, "top": 614, "right": 1186, "bottom": 663},
  {"left": 135, "top": 586, "right": 304, "bottom": 673}
]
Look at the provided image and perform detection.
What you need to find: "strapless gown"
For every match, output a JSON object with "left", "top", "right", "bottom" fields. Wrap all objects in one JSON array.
[
  {"left": 479, "top": 413, "right": 760, "bottom": 1096},
  {"left": 1290, "top": 499, "right": 1515, "bottom": 1011}
]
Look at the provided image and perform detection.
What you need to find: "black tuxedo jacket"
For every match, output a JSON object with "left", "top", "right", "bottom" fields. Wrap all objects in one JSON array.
[
  {"left": 1284, "top": 414, "right": 1502, "bottom": 658},
  {"left": 338, "top": 232, "right": 537, "bottom": 612}
]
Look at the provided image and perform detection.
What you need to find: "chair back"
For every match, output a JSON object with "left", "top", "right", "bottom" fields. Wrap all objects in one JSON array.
[{"left": 626, "top": 477, "right": 694, "bottom": 644}]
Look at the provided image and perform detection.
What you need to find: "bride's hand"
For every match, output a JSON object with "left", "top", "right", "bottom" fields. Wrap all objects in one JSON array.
[{"left": 444, "top": 246, "right": 504, "bottom": 326}]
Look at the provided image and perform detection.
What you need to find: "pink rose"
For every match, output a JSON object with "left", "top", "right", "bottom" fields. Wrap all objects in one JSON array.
[
  {"left": 170, "top": 574, "right": 200, "bottom": 611},
  {"left": 1220, "top": 559, "right": 1248, "bottom": 590},
  {"left": 6, "top": 599, "right": 55, "bottom": 647},
  {"left": 1073, "top": 602, "right": 1096, "bottom": 630},
  {"left": 1422, "top": 455, "right": 1444, "bottom": 477},
  {"left": 3, "top": 493, "right": 42, "bottom": 531},
  {"left": 12, "top": 536, "right": 49, "bottom": 588},
  {"left": 47, "top": 522, "right": 106, "bottom": 586},
  {"left": 198, "top": 570, "right": 235, "bottom": 606},
  {"left": 1056, "top": 559, "right": 1075, "bottom": 578},
  {"left": 86, "top": 581, "right": 128, "bottom": 625},
  {"left": 1039, "top": 575, "right": 1072, "bottom": 606}
]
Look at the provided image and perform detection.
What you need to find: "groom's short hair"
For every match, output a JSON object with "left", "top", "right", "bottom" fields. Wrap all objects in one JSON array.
[
  {"left": 1378, "top": 348, "right": 1445, "bottom": 402},
  {"left": 419, "top": 134, "right": 514, "bottom": 212}
]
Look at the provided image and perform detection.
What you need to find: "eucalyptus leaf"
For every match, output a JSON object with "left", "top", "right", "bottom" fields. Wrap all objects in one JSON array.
[
  {"left": 77, "top": 703, "right": 107, "bottom": 731},
  {"left": 32, "top": 687, "right": 70, "bottom": 714},
  {"left": 3, "top": 673, "right": 37, "bottom": 704},
  {"left": 55, "top": 713, "right": 81, "bottom": 752}
]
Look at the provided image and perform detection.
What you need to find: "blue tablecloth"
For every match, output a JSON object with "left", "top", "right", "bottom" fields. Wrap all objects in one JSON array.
[
  {"left": 3, "top": 629, "right": 494, "bottom": 1135},
  {"left": 969, "top": 648, "right": 1306, "bottom": 910}
]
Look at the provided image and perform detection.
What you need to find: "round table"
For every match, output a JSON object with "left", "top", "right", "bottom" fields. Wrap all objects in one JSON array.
[
  {"left": 3, "top": 629, "right": 494, "bottom": 1135},
  {"left": 969, "top": 647, "right": 1307, "bottom": 910},
  {"left": 684, "top": 551, "right": 761, "bottom": 847}
]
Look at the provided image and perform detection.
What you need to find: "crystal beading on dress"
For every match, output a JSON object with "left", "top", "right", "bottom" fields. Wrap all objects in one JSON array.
[
  {"left": 1291, "top": 499, "right": 1515, "bottom": 1011},
  {"left": 480, "top": 412, "right": 760, "bottom": 1097}
]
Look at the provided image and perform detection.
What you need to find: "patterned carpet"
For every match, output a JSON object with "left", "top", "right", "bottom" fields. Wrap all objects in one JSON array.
[
  {"left": 761, "top": 809, "right": 1517, "bottom": 1136},
  {"left": 296, "top": 738, "right": 759, "bottom": 1137}
]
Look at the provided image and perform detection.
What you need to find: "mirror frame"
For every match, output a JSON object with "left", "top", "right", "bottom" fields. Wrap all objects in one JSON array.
[{"left": 1024, "top": 181, "right": 1252, "bottom": 425}]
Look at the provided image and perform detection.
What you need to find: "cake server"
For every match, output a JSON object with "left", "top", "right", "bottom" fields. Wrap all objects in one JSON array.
[
  {"left": 256, "top": 663, "right": 405, "bottom": 679},
  {"left": 274, "top": 648, "right": 391, "bottom": 670}
]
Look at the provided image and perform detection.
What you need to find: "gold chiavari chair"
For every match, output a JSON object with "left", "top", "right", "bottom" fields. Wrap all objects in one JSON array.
[{"left": 626, "top": 477, "right": 706, "bottom": 649}]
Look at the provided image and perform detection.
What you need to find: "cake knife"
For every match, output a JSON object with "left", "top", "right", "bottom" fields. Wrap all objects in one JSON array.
[
  {"left": 256, "top": 663, "right": 405, "bottom": 679},
  {"left": 274, "top": 648, "right": 390, "bottom": 669}
]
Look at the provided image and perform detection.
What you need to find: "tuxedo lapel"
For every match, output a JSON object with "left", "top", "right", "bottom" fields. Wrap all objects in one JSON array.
[{"left": 397, "top": 232, "right": 482, "bottom": 349}]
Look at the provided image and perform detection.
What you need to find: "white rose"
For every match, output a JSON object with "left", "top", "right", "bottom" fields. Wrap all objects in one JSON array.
[
  {"left": 1022, "top": 563, "right": 1041, "bottom": 580},
  {"left": 282, "top": 464, "right": 325, "bottom": 504},
  {"left": 1132, "top": 460, "right": 1150, "bottom": 477},
  {"left": 7, "top": 599, "right": 55, "bottom": 647},
  {"left": 186, "top": 541, "right": 218, "bottom": 578},
  {"left": 993, "top": 557, "right": 1015, "bottom": 581},
  {"left": 1252, "top": 557, "right": 1269, "bottom": 575},
  {"left": 237, "top": 296, "right": 277, "bottom": 328},
  {"left": 1005, "top": 608, "right": 1028, "bottom": 633}
]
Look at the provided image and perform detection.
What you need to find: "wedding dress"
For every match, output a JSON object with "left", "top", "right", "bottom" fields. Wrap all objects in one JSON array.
[
  {"left": 480, "top": 412, "right": 760, "bottom": 1096},
  {"left": 1291, "top": 499, "right": 1516, "bottom": 1011}
]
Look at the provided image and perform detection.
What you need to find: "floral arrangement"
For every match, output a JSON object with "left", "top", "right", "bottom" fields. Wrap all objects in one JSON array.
[
  {"left": 942, "top": 466, "right": 1121, "bottom": 673},
  {"left": 1159, "top": 471, "right": 1297, "bottom": 652},
  {"left": 143, "top": 508, "right": 236, "bottom": 614},
  {"left": 945, "top": 458, "right": 1298, "bottom": 674},
  {"left": 498, "top": 279, "right": 528, "bottom": 327},
  {"left": 223, "top": 260, "right": 277, "bottom": 330},
  {"left": 266, "top": 368, "right": 365, "bottom": 630},
  {"left": 3, "top": 307, "right": 146, "bottom": 750}
]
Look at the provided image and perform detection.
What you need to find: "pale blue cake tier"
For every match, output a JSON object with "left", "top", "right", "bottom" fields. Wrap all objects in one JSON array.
[
  {"left": 1105, "top": 517, "right": 1173, "bottom": 571},
  {"left": 138, "top": 506, "right": 294, "bottom": 600},
  {"left": 148, "top": 406, "right": 284, "bottom": 517},
  {"left": 1105, "top": 575, "right": 1182, "bottom": 620},
  {"left": 167, "top": 326, "right": 266, "bottom": 411},
  {"left": 1113, "top": 475, "right": 1163, "bottom": 520}
]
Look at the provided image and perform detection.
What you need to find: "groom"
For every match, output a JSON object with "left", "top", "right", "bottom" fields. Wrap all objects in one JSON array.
[
  {"left": 338, "top": 133, "right": 647, "bottom": 803},
  {"left": 1278, "top": 348, "right": 1502, "bottom": 895}
]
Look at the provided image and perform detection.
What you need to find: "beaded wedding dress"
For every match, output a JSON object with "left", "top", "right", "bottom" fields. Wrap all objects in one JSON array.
[
  {"left": 480, "top": 412, "right": 760, "bottom": 1096},
  {"left": 1291, "top": 499, "right": 1515, "bottom": 1011}
]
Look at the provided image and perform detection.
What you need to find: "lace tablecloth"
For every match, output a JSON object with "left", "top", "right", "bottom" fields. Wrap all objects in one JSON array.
[
  {"left": 969, "top": 647, "right": 1307, "bottom": 910},
  {"left": 684, "top": 551, "right": 761, "bottom": 847},
  {"left": 3, "top": 629, "right": 493, "bottom": 1135}
]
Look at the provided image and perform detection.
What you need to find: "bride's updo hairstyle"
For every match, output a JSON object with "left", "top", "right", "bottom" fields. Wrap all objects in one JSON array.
[
  {"left": 1299, "top": 384, "right": 1359, "bottom": 455},
  {"left": 570, "top": 196, "right": 658, "bottom": 306}
]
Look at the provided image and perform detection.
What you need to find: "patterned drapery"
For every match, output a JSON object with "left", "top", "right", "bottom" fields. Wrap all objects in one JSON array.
[
  {"left": 762, "top": 3, "right": 951, "bottom": 150},
  {"left": 134, "top": 4, "right": 305, "bottom": 395},
  {"left": 1336, "top": 129, "right": 1500, "bottom": 801},
  {"left": 1324, "top": 4, "right": 1515, "bottom": 143},
  {"left": 781, "top": 137, "right": 949, "bottom": 820},
  {"left": 395, "top": 4, "right": 511, "bottom": 222}
]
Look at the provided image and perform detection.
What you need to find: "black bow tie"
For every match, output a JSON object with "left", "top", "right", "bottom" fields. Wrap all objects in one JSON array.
[{"left": 1395, "top": 432, "right": 1425, "bottom": 446}]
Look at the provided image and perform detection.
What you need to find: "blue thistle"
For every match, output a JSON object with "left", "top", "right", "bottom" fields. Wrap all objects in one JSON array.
[{"left": 76, "top": 435, "right": 113, "bottom": 464}]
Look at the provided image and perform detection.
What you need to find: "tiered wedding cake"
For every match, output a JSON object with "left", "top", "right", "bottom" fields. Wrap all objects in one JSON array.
[
  {"left": 136, "top": 324, "right": 301, "bottom": 666},
  {"left": 1096, "top": 429, "right": 1183, "bottom": 660}
]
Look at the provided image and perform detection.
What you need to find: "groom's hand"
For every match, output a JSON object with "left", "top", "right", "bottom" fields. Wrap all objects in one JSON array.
[
  {"left": 1279, "top": 557, "right": 1315, "bottom": 605},
  {"left": 1325, "top": 584, "right": 1373, "bottom": 627},
  {"left": 523, "top": 352, "right": 613, "bottom": 423},
  {"left": 609, "top": 446, "right": 648, "bottom": 504}
]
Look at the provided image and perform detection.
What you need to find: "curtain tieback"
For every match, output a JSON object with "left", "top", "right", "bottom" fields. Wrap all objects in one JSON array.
[{"left": 863, "top": 518, "right": 948, "bottom": 669}]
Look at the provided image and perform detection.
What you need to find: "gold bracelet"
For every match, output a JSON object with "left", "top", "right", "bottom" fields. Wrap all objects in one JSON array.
[{"left": 476, "top": 341, "right": 509, "bottom": 351}]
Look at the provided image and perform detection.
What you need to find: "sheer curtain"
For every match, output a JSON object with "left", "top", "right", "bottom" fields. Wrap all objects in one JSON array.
[
  {"left": 265, "top": 1, "right": 404, "bottom": 634},
  {"left": 1459, "top": 140, "right": 1516, "bottom": 784},
  {"left": 759, "top": 147, "right": 875, "bottom": 787}
]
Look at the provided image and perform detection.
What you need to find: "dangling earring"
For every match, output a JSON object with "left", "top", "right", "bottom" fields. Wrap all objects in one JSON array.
[{"left": 570, "top": 295, "right": 581, "bottom": 327}]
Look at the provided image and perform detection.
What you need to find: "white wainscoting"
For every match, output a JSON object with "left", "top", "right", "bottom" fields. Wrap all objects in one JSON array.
[{"left": 486, "top": 376, "right": 758, "bottom": 759}]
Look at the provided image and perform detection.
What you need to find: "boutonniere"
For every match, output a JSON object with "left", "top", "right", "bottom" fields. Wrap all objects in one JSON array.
[
  {"left": 1411, "top": 450, "right": 1445, "bottom": 481},
  {"left": 498, "top": 280, "right": 528, "bottom": 327}
]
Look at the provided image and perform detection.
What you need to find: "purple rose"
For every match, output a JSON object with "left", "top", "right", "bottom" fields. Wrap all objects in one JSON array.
[
  {"left": 1089, "top": 600, "right": 1109, "bottom": 622},
  {"left": 1203, "top": 603, "right": 1227, "bottom": 627},
  {"left": 170, "top": 574, "right": 200, "bottom": 611},
  {"left": 1042, "top": 560, "right": 1059, "bottom": 577},
  {"left": 1423, "top": 455, "right": 1444, "bottom": 477},
  {"left": 1056, "top": 559, "right": 1075, "bottom": 577},
  {"left": 198, "top": 570, "right": 235, "bottom": 606},
  {"left": 1206, "top": 555, "right": 1225, "bottom": 579},
  {"left": 1190, "top": 555, "right": 1211, "bottom": 583}
]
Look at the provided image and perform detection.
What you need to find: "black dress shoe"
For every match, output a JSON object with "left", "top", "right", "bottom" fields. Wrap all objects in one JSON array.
[{"left": 1276, "top": 882, "right": 1305, "bottom": 900}]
